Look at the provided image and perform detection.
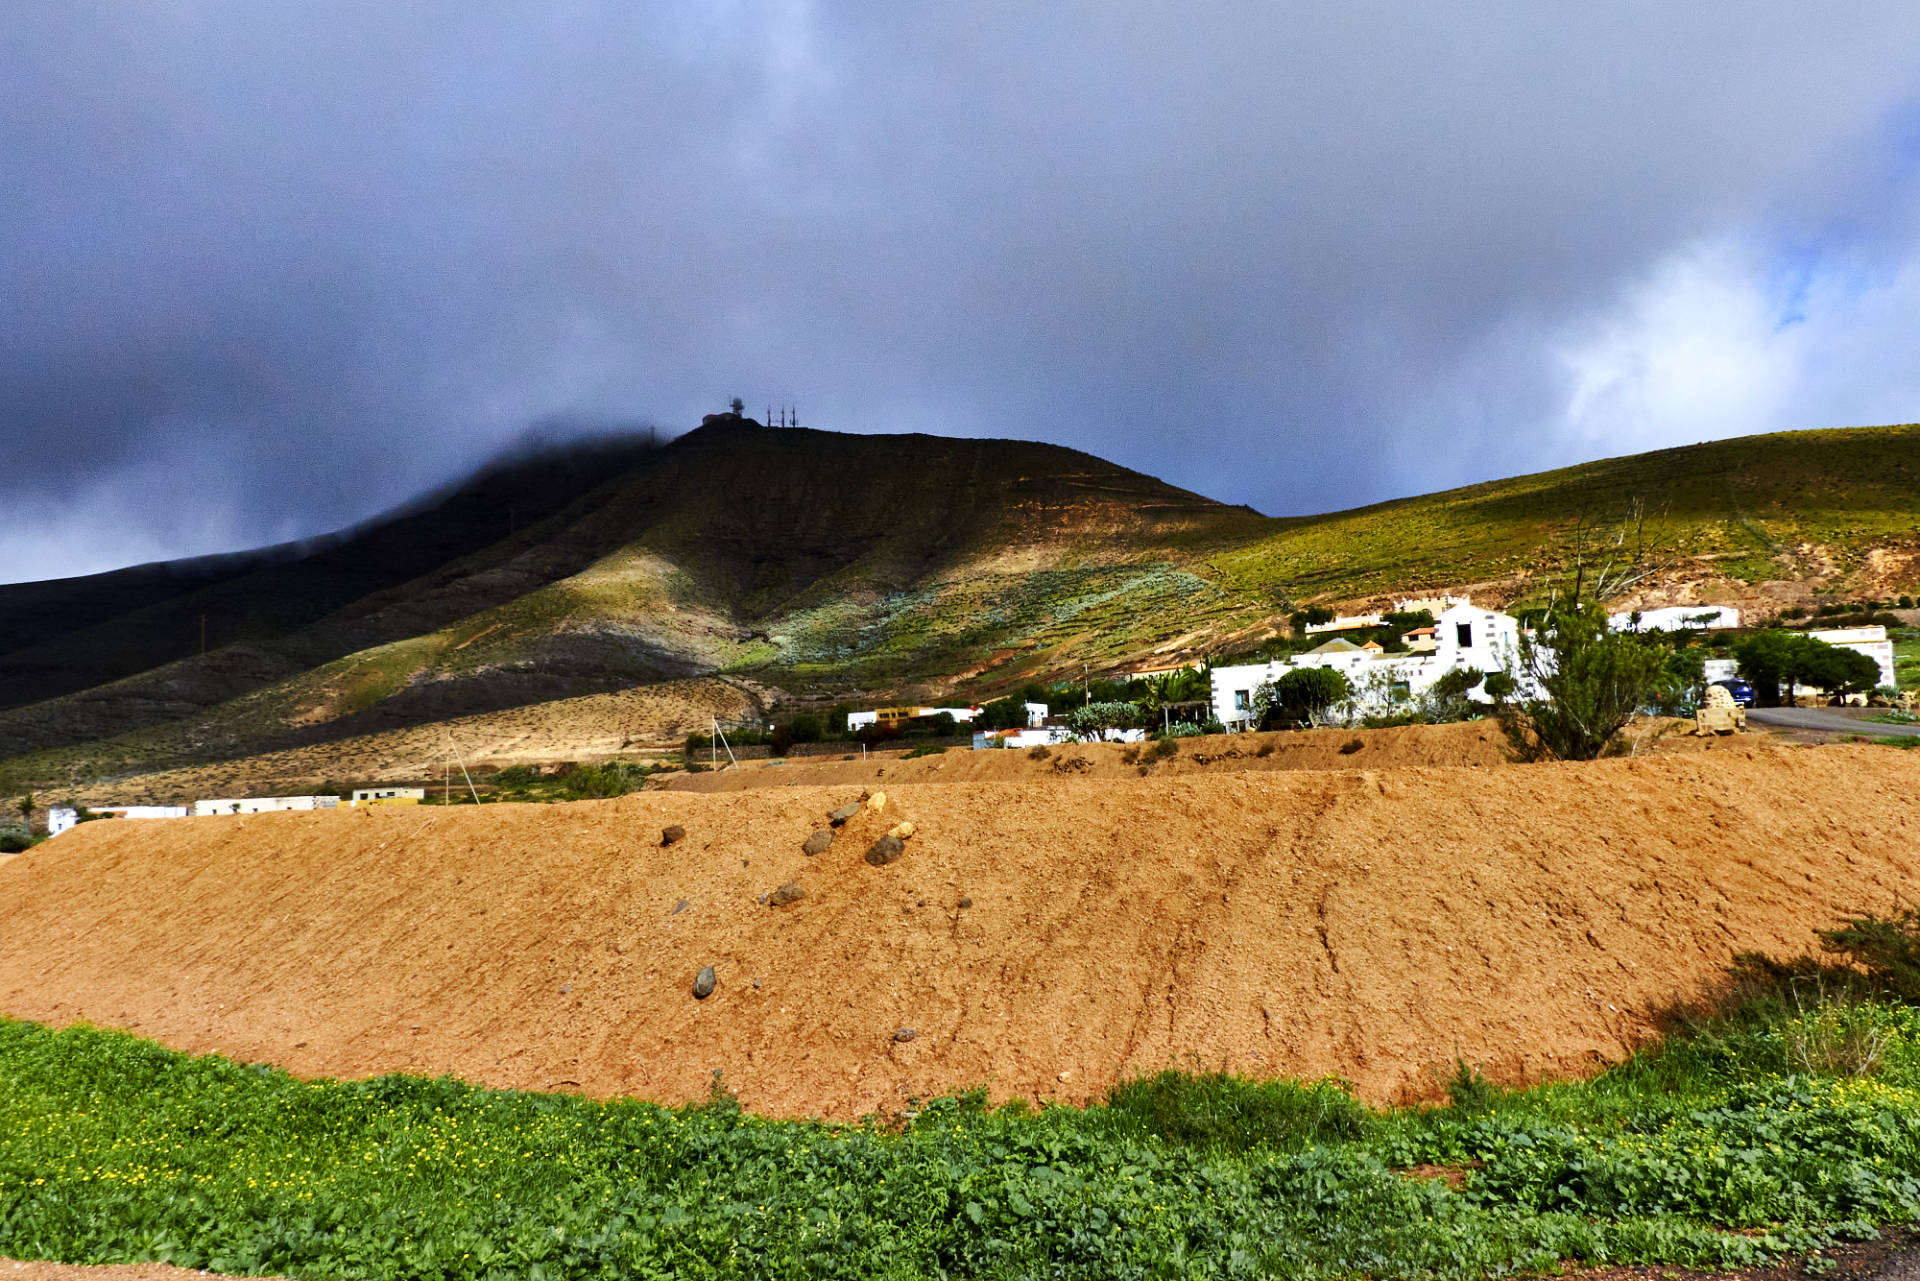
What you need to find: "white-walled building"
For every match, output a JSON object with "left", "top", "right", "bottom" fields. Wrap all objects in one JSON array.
[
  {"left": 47, "top": 805, "right": 189, "bottom": 837},
  {"left": 192, "top": 795, "right": 341, "bottom": 817},
  {"left": 1211, "top": 602, "right": 1528, "bottom": 727},
  {"left": 1806, "top": 626, "right": 1898, "bottom": 692},
  {"left": 1302, "top": 612, "right": 1383, "bottom": 635},
  {"left": 351, "top": 787, "right": 425, "bottom": 806},
  {"left": 846, "top": 706, "right": 981, "bottom": 730},
  {"left": 1609, "top": 605, "right": 1741, "bottom": 632}
]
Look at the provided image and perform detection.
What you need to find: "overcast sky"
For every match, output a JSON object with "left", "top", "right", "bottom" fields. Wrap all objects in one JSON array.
[{"left": 7, "top": 4, "right": 1920, "bottom": 583}]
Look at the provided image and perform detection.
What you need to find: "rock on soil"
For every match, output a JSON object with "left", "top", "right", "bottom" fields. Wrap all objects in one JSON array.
[
  {"left": 660, "top": 825, "right": 686, "bottom": 846},
  {"left": 864, "top": 834, "right": 906, "bottom": 866},
  {"left": 4, "top": 746, "right": 1920, "bottom": 1121},
  {"left": 691, "top": 965, "right": 716, "bottom": 999},
  {"left": 802, "top": 829, "right": 835, "bottom": 855},
  {"left": 827, "top": 802, "right": 862, "bottom": 826},
  {"left": 767, "top": 883, "right": 806, "bottom": 908}
]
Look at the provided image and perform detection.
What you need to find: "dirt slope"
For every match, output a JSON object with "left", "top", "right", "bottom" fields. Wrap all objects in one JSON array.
[
  {"left": 661, "top": 719, "right": 1727, "bottom": 792},
  {"left": 2, "top": 747, "right": 1916, "bottom": 1119}
]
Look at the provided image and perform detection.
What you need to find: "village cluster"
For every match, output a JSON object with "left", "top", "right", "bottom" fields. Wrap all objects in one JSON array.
[{"left": 37, "top": 595, "right": 1900, "bottom": 837}]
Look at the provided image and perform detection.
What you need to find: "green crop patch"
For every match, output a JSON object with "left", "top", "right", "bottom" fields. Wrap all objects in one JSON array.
[{"left": 7, "top": 991, "right": 1920, "bottom": 1279}]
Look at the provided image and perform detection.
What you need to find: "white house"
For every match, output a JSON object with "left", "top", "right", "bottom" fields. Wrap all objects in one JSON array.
[
  {"left": 351, "top": 787, "right": 425, "bottom": 806},
  {"left": 1610, "top": 605, "right": 1741, "bottom": 632},
  {"left": 846, "top": 706, "right": 980, "bottom": 730},
  {"left": 1211, "top": 602, "right": 1528, "bottom": 726},
  {"left": 46, "top": 804, "right": 189, "bottom": 837},
  {"left": 1302, "top": 611, "right": 1383, "bottom": 635},
  {"left": 192, "top": 795, "right": 341, "bottom": 816},
  {"left": 973, "top": 725, "right": 1075, "bottom": 750},
  {"left": 1806, "top": 626, "right": 1898, "bottom": 693}
]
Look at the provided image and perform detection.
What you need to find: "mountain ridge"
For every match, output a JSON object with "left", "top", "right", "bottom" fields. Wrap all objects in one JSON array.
[{"left": 3, "top": 416, "right": 1918, "bottom": 791}]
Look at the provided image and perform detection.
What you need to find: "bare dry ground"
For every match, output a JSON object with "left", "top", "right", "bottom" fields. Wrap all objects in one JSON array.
[
  {"left": 4, "top": 743, "right": 1916, "bottom": 1121},
  {"left": 660, "top": 718, "right": 1730, "bottom": 793},
  {"left": 0, "top": 1264, "right": 265, "bottom": 1281}
]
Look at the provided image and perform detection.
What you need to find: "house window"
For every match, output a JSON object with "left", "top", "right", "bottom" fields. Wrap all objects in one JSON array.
[
  {"left": 1390, "top": 681, "right": 1411, "bottom": 702},
  {"left": 1234, "top": 690, "right": 1250, "bottom": 711},
  {"left": 1456, "top": 622, "right": 1472, "bottom": 648}
]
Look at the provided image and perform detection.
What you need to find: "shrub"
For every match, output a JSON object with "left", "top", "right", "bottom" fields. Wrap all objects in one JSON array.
[
  {"left": 1255, "top": 667, "right": 1351, "bottom": 729},
  {"left": 1102, "top": 1070, "right": 1365, "bottom": 1154},
  {"left": 1820, "top": 908, "right": 1920, "bottom": 1003},
  {"left": 0, "top": 829, "right": 29, "bottom": 854},
  {"left": 1496, "top": 602, "right": 1672, "bottom": 761},
  {"left": 902, "top": 745, "right": 946, "bottom": 759},
  {"left": 1255, "top": 742, "right": 1275, "bottom": 757},
  {"left": 979, "top": 696, "right": 1030, "bottom": 731},
  {"left": 1338, "top": 738, "right": 1364, "bottom": 755},
  {"left": 1444, "top": 1057, "right": 1499, "bottom": 1114},
  {"left": 1147, "top": 737, "right": 1179, "bottom": 760},
  {"left": 1026, "top": 745, "right": 1051, "bottom": 760},
  {"left": 1066, "top": 701, "right": 1141, "bottom": 740}
]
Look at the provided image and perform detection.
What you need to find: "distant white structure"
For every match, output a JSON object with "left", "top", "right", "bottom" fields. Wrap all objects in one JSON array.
[
  {"left": 192, "top": 795, "right": 341, "bottom": 816},
  {"left": 1212, "top": 601, "right": 1529, "bottom": 727},
  {"left": 1394, "top": 594, "right": 1470, "bottom": 616},
  {"left": 1302, "top": 611, "right": 1383, "bottom": 635},
  {"left": 1806, "top": 626, "right": 1898, "bottom": 694},
  {"left": 846, "top": 706, "right": 980, "bottom": 730},
  {"left": 351, "top": 787, "right": 425, "bottom": 807},
  {"left": 46, "top": 804, "right": 189, "bottom": 838},
  {"left": 1023, "top": 701, "right": 1049, "bottom": 728},
  {"left": 1610, "top": 605, "right": 1741, "bottom": 632},
  {"left": 973, "top": 726, "right": 1074, "bottom": 750}
]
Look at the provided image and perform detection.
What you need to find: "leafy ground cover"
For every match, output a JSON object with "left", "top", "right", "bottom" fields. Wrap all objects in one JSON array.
[{"left": 7, "top": 971, "right": 1920, "bottom": 1281}]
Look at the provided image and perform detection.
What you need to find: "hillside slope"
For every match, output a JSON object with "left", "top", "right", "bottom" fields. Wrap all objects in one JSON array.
[
  {"left": 4, "top": 418, "right": 1919, "bottom": 792},
  {"left": 3, "top": 746, "right": 1915, "bottom": 1116}
]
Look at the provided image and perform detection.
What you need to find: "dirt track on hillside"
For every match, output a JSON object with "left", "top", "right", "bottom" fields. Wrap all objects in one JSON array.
[{"left": 3, "top": 745, "right": 1916, "bottom": 1119}]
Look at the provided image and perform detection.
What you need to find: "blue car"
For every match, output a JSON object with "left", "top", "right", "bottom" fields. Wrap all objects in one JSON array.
[{"left": 1711, "top": 677, "right": 1756, "bottom": 708}]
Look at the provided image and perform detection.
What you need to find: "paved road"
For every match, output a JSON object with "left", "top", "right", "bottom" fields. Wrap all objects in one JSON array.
[{"left": 1747, "top": 706, "right": 1920, "bottom": 737}]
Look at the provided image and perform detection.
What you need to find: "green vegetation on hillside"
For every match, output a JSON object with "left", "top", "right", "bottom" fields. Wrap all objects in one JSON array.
[
  {"left": 11, "top": 921, "right": 1920, "bottom": 1278},
  {"left": 1214, "top": 423, "right": 1920, "bottom": 604},
  {"left": 6, "top": 421, "right": 1920, "bottom": 792}
]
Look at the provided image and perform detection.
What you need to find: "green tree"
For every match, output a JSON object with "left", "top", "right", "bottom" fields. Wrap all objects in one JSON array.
[
  {"left": 1255, "top": 667, "right": 1351, "bottom": 728},
  {"left": 979, "top": 696, "right": 1029, "bottom": 731},
  {"left": 1733, "top": 630, "right": 1799, "bottom": 705},
  {"left": 15, "top": 794, "right": 30, "bottom": 827},
  {"left": 1796, "top": 640, "right": 1882, "bottom": 701},
  {"left": 1495, "top": 602, "right": 1672, "bottom": 761},
  {"left": 1066, "top": 701, "right": 1140, "bottom": 740}
]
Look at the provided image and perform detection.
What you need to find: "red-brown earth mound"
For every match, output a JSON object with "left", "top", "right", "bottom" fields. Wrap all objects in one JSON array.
[{"left": 2, "top": 746, "right": 1915, "bottom": 1119}]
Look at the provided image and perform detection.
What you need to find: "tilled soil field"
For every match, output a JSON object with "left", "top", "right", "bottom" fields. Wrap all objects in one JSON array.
[{"left": 2, "top": 745, "right": 1916, "bottom": 1119}]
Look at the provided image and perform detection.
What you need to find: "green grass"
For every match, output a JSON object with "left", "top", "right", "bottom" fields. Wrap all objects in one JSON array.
[
  {"left": 8, "top": 988, "right": 1920, "bottom": 1278},
  {"left": 1892, "top": 629, "right": 1920, "bottom": 691}
]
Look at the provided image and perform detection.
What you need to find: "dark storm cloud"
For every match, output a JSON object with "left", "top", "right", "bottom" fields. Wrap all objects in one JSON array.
[{"left": 6, "top": 3, "right": 1920, "bottom": 581}]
